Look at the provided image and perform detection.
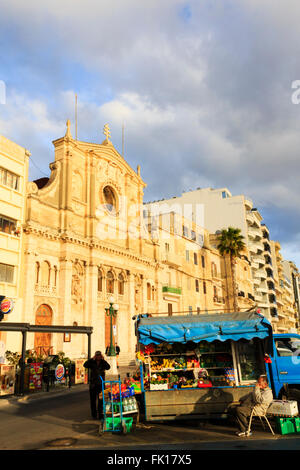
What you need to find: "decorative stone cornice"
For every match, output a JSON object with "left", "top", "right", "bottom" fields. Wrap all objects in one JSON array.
[{"left": 23, "top": 223, "right": 157, "bottom": 268}]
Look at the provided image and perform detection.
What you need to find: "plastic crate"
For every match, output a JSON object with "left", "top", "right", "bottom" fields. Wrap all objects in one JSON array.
[
  {"left": 104, "top": 416, "right": 133, "bottom": 433},
  {"left": 276, "top": 417, "right": 296, "bottom": 435},
  {"left": 293, "top": 417, "right": 300, "bottom": 433}
]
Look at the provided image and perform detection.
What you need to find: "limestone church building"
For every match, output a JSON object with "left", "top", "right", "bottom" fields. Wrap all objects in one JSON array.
[
  {"left": 21, "top": 122, "right": 160, "bottom": 364},
  {"left": 4, "top": 122, "right": 255, "bottom": 364}
]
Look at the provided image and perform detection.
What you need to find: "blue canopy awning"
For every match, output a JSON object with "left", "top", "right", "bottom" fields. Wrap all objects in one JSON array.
[{"left": 137, "top": 312, "right": 272, "bottom": 345}]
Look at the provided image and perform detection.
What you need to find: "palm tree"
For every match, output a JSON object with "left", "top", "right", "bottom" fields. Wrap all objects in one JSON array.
[{"left": 217, "top": 227, "right": 246, "bottom": 312}]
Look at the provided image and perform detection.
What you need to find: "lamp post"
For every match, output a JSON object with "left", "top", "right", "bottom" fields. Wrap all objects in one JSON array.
[{"left": 105, "top": 296, "right": 119, "bottom": 357}]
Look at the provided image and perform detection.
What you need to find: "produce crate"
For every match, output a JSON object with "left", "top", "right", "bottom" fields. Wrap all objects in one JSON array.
[
  {"left": 276, "top": 417, "right": 296, "bottom": 435},
  {"left": 104, "top": 417, "right": 133, "bottom": 433},
  {"left": 268, "top": 400, "right": 298, "bottom": 417},
  {"left": 294, "top": 417, "right": 300, "bottom": 433}
]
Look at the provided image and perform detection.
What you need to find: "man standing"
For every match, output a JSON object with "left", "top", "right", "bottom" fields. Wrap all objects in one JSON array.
[
  {"left": 84, "top": 351, "right": 110, "bottom": 420},
  {"left": 233, "top": 375, "right": 273, "bottom": 437}
]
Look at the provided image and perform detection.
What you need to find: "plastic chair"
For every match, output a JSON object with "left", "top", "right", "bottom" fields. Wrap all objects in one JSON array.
[{"left": 246, "top": 407, "right": 275, "bottom": 436}]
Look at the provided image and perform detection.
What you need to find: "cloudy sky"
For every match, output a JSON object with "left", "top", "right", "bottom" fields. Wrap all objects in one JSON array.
[{"left": 1, "top": 0, "right": 300, "bottom": 266}]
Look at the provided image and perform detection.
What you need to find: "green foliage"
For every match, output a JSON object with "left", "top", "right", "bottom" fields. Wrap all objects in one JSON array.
[
  {"left": 4, "top": 350, "right": 71, "bottom": 367},
  {"left": 217, "top": 227, "right": 245, "bottom": 257},
  {"left": 5, "top": 350, "right": 20, "bottom": 366},
  {"left": 53, "top": 352, "right": 72, "bottom": 368}
]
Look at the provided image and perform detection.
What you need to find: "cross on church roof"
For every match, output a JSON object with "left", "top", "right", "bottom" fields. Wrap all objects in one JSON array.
[{"left": 103, "top": 124, "right": 111, "bottom": 141}]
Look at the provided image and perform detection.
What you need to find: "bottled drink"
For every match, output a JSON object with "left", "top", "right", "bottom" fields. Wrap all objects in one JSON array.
[{"left": 123, "top": 398, "right": 128, "bottom": 412}]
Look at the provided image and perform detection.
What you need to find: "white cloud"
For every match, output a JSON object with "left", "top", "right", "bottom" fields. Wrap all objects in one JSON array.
[{"left": 1, "top": 0, "right": 300, "bottom": 256}]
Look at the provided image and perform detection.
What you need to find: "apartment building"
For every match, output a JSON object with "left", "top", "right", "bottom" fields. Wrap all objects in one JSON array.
[
  {"left": 145, "top": 187, "right": 273, "bottom": 320},
  {"left": 144, "top": 206, "right": 255, "bottom": 316},
  {"left": 0, "top": 135, "right": 30, "bottom": 355},
  {"left": 288, "top": 261, "right": 300, "bottom": 321},
  {"left": 270, "top": 241, "right": 298, "bottom": 333}
]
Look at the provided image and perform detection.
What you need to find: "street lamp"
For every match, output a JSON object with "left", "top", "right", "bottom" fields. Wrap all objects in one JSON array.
[{"left": 105, "top": 296, "right": 119, "bottom": 356}]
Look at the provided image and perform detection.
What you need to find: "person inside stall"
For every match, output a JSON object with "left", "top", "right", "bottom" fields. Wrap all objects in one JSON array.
[
  {"left": 231, "top": 375, "right": 273, "bottom": 437},
  {"left": 84, "top": 351, "right": 110, "bottom": 420}
]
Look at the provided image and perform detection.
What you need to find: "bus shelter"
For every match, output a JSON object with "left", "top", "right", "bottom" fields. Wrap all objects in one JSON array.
[{"left": 0, "top": 322, "right": 93, "bottom": 395}]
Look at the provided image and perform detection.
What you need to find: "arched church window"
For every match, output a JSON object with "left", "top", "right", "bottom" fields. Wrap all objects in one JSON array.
[
  {"left": 118, "top": 273, "right": 125, "bottom": 295},
  {"left": 41, "top": 261, "right": 51, "bottom": 287},
  {"left": 106, "top": 270, "right": 114, "bottom": 294},
  {"left": 147, "top": 282, "right": 151, "bottom": 301}
]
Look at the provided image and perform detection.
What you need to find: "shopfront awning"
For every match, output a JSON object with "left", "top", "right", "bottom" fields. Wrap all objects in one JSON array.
[{"left": 137, "top": 312, "right": 272, "bottom": 345}]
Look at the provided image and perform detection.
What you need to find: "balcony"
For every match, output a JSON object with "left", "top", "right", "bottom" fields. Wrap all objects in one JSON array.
[
  {"left": 162, "top": 286, "right": 182, "bottom": 296},
  {"left": 161, "top": 252, "right": 181, "bottom": 268},
  {"left": 249, "top": 242, "right": 264, "bottom": 254},
  {"left": 254, "top": 293, "right": 263, "bottom": 302},
  {"left": 246, "top": 211, "right": 255, "bottom": 224},
  {"left": 258, "top": 301, "right": 270, "bottom": 308},
  {"left": 252, "top": 254, "right": 265, "bottom": 265},
  {"left": 244, "top": 197, "right": 253, "bottom": 210},
  {"left": 255, "top": 269, "right": 267, "bottom": 280},
  {"left": 256, "top": 285, "right": 269, "bottom": 294},
  {"left": 248, "top": 227, "right": 262, "bottom": 240}
]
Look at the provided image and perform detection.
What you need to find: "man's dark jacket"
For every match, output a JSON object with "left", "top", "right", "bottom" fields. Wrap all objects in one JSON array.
[{"left": 84, "top": 358, "right": 110, "bottom": 388}]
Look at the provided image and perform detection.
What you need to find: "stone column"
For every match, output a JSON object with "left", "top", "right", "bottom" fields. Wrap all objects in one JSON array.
[
  {"left": 85, "top": 262, "right": 100, "bottom": 353},
  {"left": 21, "top": 249, "right": 36, "bottom": 324},
  {"left": 58, "top": 257, "right": 73, "bottom": 325},
  {"left": 127, "top": 271, "right": 136, "bottom": 354}
]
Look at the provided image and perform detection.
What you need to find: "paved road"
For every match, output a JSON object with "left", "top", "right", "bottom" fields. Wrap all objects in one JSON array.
[{"left": 0, "top": 385, "right": 300, "bottom": 451}]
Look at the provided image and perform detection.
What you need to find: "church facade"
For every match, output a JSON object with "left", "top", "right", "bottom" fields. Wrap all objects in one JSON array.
[
  {"left": 21, "top": 123, "right": 163, "bottom": 363},
  {"left": 1, "top": 123, "right": 255, "bottom": 364}
]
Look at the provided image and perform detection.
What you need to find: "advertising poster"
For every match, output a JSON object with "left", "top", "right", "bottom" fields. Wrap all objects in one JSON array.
[
  {"left": 55, "top": 363, "right": 66, "bottom": 384},
  {"left": 29, "top": 363, "right": 43, "bottom": 390},
  {"left": 0, "top": 365, "right": 16, "bottom": 396},
  {"left": 75, "top": 359, "right": 88, "bottom": 384}
]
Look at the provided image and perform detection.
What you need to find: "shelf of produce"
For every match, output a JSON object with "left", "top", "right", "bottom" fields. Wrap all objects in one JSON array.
[
  {"left": 200, "top": 366, "right": 233, "bottom": 369},
  {"left": 145, "top": 354, "right": 197, "bottom": 357},
  {"left": 151, "top": 368, "right": 196, "bottom": 372},
  {"left": 199, "top": 352, "right": 232, "bottom": 355},
  {"left": 105, "top": 411, "right": 138, "bottom": 418},
  {"left": 145, "top": 352, "right": 231, "bottom": 357}
]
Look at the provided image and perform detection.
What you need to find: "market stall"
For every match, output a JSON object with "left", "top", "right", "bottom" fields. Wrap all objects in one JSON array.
[{"left": 135, "top": 311, "right": 272, "bottom": 421}]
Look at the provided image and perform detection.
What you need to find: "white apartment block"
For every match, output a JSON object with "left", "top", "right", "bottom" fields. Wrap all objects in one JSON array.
[{"left": 145, "top": 187, "right": 276, "bottom": 321}]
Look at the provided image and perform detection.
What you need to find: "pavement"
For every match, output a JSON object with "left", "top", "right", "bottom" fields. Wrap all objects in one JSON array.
[
  {"left": 0, "top": 365, "right": 134, "bottom": 407},
  {"left": 1, "top": 370, "right": 300, "bottom": 452}
]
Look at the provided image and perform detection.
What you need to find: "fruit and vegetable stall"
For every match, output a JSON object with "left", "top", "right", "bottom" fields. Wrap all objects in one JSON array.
[{"left": 134, "top": 311, "right": 272, "bottom": 421}]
